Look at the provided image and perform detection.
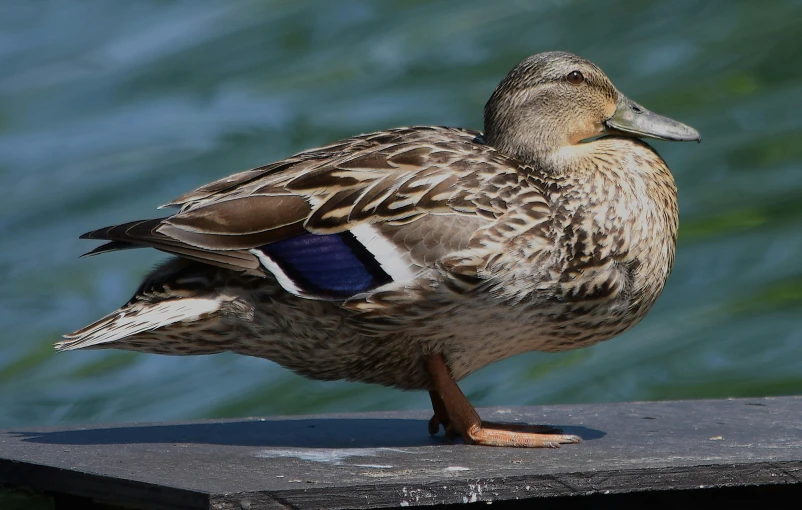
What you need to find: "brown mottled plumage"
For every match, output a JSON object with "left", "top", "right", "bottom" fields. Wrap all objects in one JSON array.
[{"left": 60, "top": 52, "right": 700, "bottom": 447}]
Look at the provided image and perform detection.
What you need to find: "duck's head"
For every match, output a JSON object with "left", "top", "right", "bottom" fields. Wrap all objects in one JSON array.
[{"left": 484, "top": 51, "right": 700, "bottom": 168}]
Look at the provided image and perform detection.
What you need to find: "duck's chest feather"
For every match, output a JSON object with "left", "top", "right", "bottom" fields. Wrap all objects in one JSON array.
[
  {"left": 473, "top": 138, "right": 678, "bottom": 327},
  {"left": 544, "top": 138, "right": 677, "bottom": 305}
]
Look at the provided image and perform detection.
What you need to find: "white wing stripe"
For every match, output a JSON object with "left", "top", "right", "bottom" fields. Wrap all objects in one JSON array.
[{"left": 350, "top": 224, "right": 416, "bottom": 284}]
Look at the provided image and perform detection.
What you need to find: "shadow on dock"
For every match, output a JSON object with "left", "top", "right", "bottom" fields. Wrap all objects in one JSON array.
[{"left": 11, "top": 418, "right": 604, "bottom": 448}]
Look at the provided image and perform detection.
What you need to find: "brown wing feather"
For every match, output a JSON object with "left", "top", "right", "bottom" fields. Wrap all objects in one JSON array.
[
  {"left": 81, "top": 219, "right": 263, "bottom": 273},
  {"left": 81, "top": 127, "right": 545, "bottom": 285}
]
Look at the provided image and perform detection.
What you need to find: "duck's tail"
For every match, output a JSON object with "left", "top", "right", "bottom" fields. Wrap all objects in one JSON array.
[
  {"left": 57, "top": 298, "right": 222, "bottom": 351},
  {"left": 57, "top": 258, "right": 228, "bottom": 352}
]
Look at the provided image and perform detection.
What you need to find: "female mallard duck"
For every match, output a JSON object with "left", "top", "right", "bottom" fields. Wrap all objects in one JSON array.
[{"left": 60, "top": 52, "right": 700, "bottom": 447}]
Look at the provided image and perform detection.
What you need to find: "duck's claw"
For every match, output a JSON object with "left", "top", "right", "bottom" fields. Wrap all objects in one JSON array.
[
  {"left": 428, "top": 390, "right": 451, "bottom": 436},
  {"left": 427, "top": 414, "right": 441, "bottom": 435}
]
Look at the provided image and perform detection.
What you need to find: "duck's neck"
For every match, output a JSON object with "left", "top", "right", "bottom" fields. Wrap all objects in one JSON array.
[{"left": 484, "top": 112, "right": 572, "bottom": 172}]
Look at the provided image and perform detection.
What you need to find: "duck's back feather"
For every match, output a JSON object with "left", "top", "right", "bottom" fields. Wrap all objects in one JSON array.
[{"left": 81, "top": 126, "right": 545, "bottom": 301}]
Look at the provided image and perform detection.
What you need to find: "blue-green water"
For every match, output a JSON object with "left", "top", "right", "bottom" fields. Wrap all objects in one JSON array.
[{"left": 1, "top": 0, "right": 802, "bottom": 436}]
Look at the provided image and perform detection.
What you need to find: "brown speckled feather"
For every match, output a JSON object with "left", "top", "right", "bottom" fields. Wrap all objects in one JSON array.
[{"left": 81, "top": 127, "right": 548, "bottom": 304}]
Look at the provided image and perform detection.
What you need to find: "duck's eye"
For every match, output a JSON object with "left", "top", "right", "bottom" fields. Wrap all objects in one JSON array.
[{"left": 567, "top": 70, "right": 584, "bottom": 85}]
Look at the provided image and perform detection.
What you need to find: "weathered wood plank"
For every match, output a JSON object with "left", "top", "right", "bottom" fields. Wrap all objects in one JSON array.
[{"left": 1, "top": 397, "right": 801, "bottom": 509}]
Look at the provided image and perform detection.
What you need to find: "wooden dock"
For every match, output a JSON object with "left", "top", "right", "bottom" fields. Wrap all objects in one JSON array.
[{"left": 1, "top": 396, "right": 801, "bottom": 509}]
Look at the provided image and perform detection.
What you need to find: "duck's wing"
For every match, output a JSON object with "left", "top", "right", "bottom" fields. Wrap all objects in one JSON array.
[{"left": 82, "top": 126, "right": 551, "bottom": 303}]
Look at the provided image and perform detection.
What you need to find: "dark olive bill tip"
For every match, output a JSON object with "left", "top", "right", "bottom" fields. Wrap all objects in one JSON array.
[
  {"left": 676, "top": 124, "right": 702, "bottom": 144},
  {"left": 670, "top": 126, "right": 702, "bottom": 144}
]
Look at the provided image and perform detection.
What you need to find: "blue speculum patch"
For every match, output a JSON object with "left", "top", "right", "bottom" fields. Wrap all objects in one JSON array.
[{"left": 259, "top": 232, "right": 392, "bottom": 298}]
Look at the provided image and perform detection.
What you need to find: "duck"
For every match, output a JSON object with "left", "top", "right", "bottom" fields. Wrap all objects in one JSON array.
[{"left": 59, "top": 51, "right": 700, "bottom": 448}]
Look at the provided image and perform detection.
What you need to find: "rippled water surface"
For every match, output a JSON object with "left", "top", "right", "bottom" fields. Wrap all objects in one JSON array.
[{"left": 2, "top": 0, "right": 802, "bottom": 435}]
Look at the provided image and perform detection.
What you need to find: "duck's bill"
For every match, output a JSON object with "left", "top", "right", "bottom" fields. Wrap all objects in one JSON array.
[{"left": 604, "top": 95, "right": 701, "bottom": 143}]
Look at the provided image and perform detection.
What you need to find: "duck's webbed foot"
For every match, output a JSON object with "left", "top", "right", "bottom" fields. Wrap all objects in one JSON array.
[
  {"left": 480, "top": 422, "right": 564, "bottom": 434},
  {"left": 426, "top": 354, "right": 582, "bottom": 448},
  {"left": 459, "top": 422, "right": 581, "bottom": 447}
]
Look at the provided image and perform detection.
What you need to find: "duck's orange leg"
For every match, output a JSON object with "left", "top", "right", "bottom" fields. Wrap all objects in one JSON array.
[{"left": 426, "top": 353, "right": 582, "bottom": 448}]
